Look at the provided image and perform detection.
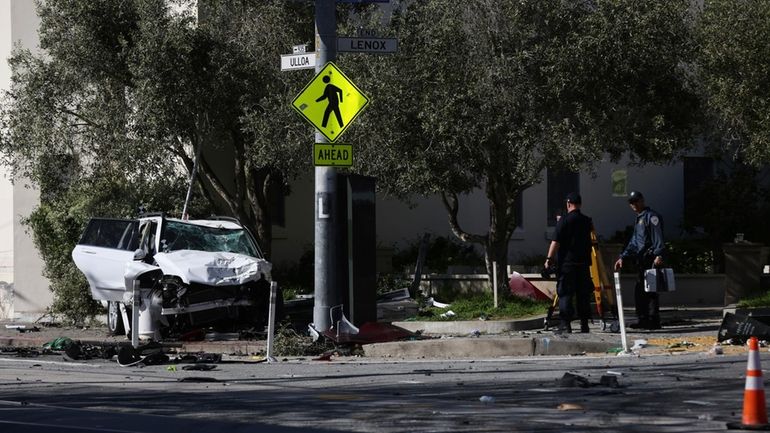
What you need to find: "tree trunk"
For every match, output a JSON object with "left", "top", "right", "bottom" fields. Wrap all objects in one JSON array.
[
  {"left": 484, "top": 176, "right": 518, "bottom": 299},
  {"left": 485, "top": 233, "right": 510, "bottom": 300},
  {"left": 441, "top": 187, "right": 518, "bottom": 298},
  {"left": 176, "top": 131, "right": 276, "bottom": 260}
]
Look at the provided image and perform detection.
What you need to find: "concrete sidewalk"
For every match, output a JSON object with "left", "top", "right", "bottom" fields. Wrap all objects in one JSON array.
[{"left": 0, "top": 306, "right": 729, "bottom": 360}]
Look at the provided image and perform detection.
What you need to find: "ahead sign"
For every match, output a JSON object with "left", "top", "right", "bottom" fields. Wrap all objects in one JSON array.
[
  {"left": 314, "top": 143, "right": 352, "bottom": 167},
  {"left": 338, "top": 37, "right": 398, "bottom": 54}
]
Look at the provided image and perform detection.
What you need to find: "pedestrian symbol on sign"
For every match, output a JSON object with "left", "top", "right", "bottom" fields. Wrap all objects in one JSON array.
[
  {"left": 291, "top": 62, "right": 369, "bottom": 142},
  {"left": 316, "top": 75, "right": 344, "bottom": 129}
]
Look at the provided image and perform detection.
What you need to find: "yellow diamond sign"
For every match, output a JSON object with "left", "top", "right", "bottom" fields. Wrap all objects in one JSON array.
[{"left": 292, "top": 62, "right": 369, "bottom": 143}]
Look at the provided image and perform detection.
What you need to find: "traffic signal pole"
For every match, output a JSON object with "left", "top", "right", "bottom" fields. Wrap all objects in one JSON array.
[{"left": 313, "top": 0, "right": 337, "bottom": 332}]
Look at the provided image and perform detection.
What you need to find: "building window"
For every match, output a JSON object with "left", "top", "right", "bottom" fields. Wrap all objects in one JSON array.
[
  {"left": 683, "top": 156, "right": 714, "bottom": 222},
  {"left": 547, "top": 169, "right": 579, "bottom": 227},
  {"left": 611, "top": 169, "right": 627, "bottom": 197}
]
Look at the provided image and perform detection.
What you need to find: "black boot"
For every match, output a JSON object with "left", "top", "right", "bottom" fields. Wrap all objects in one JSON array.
[
  {"left": 555, "top": 321, "right": 572, "bottom": 334},
  {"left": 580, "top": 319, "right": 590, "bottom": 333},
  {"left": 648, "top": 316, "right": 661, "bottom": 330},
  {"left": 630, "top": 318, "right": 650, "bottom": 329}
]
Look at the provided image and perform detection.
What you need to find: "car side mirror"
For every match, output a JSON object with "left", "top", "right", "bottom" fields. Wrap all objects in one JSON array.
[{"left": 133, "top": 249, "right": 146, "bottom": 261}]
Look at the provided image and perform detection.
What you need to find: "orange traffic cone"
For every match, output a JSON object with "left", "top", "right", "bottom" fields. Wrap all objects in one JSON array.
[{"left": 728, "top": 336, "right": 770, "bottom": 430}]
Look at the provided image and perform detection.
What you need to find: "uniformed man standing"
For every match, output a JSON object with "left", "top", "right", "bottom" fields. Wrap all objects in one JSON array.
[
  {"left": 614, "top": 191, "right": 665, "bottom": 330},
  {"left": 544, "top": 192, "right": 593, "bottom": 333}
]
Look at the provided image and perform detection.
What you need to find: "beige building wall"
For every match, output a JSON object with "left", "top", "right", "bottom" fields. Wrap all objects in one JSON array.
[
  {"left": 0, "top": 0, "right": 50, "bottom": 320},
  {"left": 274, "top": 158, "right": 684, "bottom": 270}
]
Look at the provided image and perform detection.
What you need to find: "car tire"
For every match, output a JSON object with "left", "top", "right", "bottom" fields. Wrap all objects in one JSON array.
[{"left": 107, "top": 301, "right": 125, "bottom": 336}]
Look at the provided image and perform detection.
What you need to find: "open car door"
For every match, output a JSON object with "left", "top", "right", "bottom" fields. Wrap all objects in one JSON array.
[{"left": 72, "top": 218, "right": 139, "bottom": 301}]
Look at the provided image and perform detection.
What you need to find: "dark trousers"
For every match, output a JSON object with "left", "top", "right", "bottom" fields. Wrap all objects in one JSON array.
[
  {"left": 557, "top": 265, "right": 592, "bottom": 324},
  {"left": 634, "top": 256, "right": 660, "bottom": 323}
]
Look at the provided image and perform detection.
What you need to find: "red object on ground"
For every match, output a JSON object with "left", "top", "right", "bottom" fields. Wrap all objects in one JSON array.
[
  {"left": 322, "top": 322, "right": 423, "bottom": 345},
  {"left": 508, "top": 272, "right": 551, "bottom": 301}
]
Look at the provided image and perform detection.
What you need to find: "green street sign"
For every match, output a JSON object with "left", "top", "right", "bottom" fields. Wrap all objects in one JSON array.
[{"left": 314, "top": 143, "right": 352, "bottom": 167}]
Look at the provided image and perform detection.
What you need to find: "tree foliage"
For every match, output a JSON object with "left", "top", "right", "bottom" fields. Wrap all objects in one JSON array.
[
  {"left": 345, "top": 0, "right": 700, "bottom": 287},
  {"left": 696, "top": 0, "right": 770, "bottom": 166},
  {"left": 1, "top": 0, "right": 316, "bottom": 257},
  {"left": 0, "top": 0, "right": 316, "bottom": 321}
]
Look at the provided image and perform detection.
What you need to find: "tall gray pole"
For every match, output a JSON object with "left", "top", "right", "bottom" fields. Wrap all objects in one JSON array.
[{"left": 313, "top": 0, "right": 337, "bottom": 332}]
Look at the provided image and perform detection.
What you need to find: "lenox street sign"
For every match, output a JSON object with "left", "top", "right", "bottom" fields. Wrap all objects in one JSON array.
[
  {"left": 281, "top": 52, "right": 316, "bottom": 71},
  {"left": 337, "top": 37, "right": 398, "bottom": 54}
]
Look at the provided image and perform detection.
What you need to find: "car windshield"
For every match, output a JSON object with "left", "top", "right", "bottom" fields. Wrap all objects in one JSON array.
[{"left": 161, "top": 220, "right": 261, "bottom": 257}]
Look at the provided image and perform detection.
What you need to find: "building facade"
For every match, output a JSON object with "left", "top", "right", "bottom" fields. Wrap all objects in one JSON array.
[{"left": 0, "top": 0, "right": 49, "bottom": 320}]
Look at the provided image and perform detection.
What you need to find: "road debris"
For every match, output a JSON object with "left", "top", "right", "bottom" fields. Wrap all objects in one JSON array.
[
  {"left": 560, "top": 372, "right": 624, "bottom": 389},
  {"left": 479, "top": 395, "right": 496, "bottom": 404},
  {"left": 557, "top": 403, "right": 584, "bottom": 411},
  {"left": 182, "top": 364, "right": 217, "bottom": 371},
  {"left": 5, "top": 325, "right": 40, "bottom": 333},
  {"left": 718, "top": 313, "right": 770, "bottom": 344},
  {"left": 560, "top": 372, "right": 590, "bottom": 388}
]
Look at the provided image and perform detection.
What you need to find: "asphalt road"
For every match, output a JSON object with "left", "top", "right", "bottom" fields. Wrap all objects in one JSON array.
[{"left": 0, "top": 350, "right": 757, "bottom": 432}]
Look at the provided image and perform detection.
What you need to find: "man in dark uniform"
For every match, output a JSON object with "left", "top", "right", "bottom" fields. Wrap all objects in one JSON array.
[
  {"left": 544, "top": 192, "right": 593, "bottom": 334},
  {"left": 614, "top": 191, "right": 665, "bottom": 330}
]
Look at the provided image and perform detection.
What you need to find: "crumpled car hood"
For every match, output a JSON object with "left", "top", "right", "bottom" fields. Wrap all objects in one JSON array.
[{"left": 153, "top": 250, "right": 271, "bottom": 285}]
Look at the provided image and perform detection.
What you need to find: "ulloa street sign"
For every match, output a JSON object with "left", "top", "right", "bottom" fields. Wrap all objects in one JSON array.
[
  {"left": 314, "top": 143, "right": 352, "bottom": 167},
  {"left": 291, "top": 62, "right": 369, "bottom": 142},
  {"left": 338, "top": 37, "right": 398, "bottom": 54},
  {"left": 281, "top": 52, "right": 316, "bottom": 71}
]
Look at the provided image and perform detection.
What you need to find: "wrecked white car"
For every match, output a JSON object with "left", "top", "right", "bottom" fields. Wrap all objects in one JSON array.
[{"left": 71, "top": 214, "right": 274, "bottom": 339}]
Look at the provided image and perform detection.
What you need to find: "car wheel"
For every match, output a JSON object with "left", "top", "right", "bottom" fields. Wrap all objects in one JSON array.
[{"left": 107, "top": 301, "right": 125, "bottom": 336}]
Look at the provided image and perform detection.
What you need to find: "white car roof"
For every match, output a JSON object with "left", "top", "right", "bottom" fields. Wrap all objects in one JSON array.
[{"left": 165, "top": 218, "right": 243, "bottom": 230}]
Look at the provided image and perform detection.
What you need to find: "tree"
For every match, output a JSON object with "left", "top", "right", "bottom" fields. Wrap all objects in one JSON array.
[
  {"left": 0, "top": 0, "right": 318, "bottom": 321},
  {"left": 0, "top": 0, "right": 317, "bottom": 259},
  {"left": 696, "top": 0, "right": 770, "bottom": 166},
  {"left": 344, "top": 0, "right": 700, "bottom": 289}
]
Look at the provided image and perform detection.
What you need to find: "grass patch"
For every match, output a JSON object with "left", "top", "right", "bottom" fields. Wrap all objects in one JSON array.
[
  {"left": 414, "top": 292, "right": 549, "bottom": 321},
  {"left": 737, "top": 291, "right": 770, "bottom": 308}
]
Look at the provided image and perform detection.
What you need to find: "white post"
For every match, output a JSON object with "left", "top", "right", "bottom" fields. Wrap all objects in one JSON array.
[
  {"left": 131, "top": 280, "right": 140, "bottom": 349},
  {"left": 266, "top": 281, "right": 278, "bottom": 363},
  {"left": 493, "top": 261, "right": 498, "bottom": 309},
  {"left": 613, "top": 272, "right": 630, "bottom": 354}
]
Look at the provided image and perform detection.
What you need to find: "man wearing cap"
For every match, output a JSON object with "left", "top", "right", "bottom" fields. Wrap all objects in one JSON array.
[
  {"left": 544, "top": 192, "right": 593, "bottom": 333},
  {"left": 614, "top": 191, "right": 665, "bottom": 330}
]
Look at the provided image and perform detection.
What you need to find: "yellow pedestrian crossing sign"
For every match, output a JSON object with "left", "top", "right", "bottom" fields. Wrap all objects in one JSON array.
[{"left": 292, "top": 62, "right": 369, "bottom": 142}]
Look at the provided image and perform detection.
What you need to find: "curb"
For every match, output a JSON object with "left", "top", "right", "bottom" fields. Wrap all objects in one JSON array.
[
  {"left": 393, "top": 315, "right": 545, "bottom": 335},
  {"left": 363, "top": 337, "right": 616, "bottom": 359},
  {"left": 0, "top": 335, "right": 265, "bottom": 356}
]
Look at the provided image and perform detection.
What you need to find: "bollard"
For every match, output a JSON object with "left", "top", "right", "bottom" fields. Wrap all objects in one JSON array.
[
  {"left": 613, "top": 272, "right": 630, "bottom": 354},
  {"left": 493, "top": 261, "right": 498, "bottom": 309},
  {"left": 131, "top": 280, "right": 140, "bottom": 349},
  {"left": 266, "top": 281, "right": 278, "bottom": 363}
]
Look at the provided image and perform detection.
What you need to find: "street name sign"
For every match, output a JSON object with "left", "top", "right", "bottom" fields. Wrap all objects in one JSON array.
[
  {"left": 291, "top": 62, "right": 369, "bottom": 142},
  {"left": 281, "top": 52, "right": 316, "bottom": 71},
  {"left": 314, "top": 143, "right": 352, "bottom": 167},
  {"left": 338, "top": 37, "right": 398, "bottom": 54}
]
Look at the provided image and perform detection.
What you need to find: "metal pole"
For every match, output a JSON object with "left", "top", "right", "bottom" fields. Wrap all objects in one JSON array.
[
  {"left": 131, "top": 281, "right": 140, "bottom": 349},
  {"left": 613, "top": 272, "right": 630, "bottom": 354},
  {"left": 181, "top": 143, "right": 202, "bottom": 220},
  {"left": 493, "top": 261, "right": 498, "bottom": 309},
  {"left": 313, "top": 0, "right": 337, "bottom": 332},
  {"left": 266, "top": 281, "right": 278, "bottom": 363}
]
